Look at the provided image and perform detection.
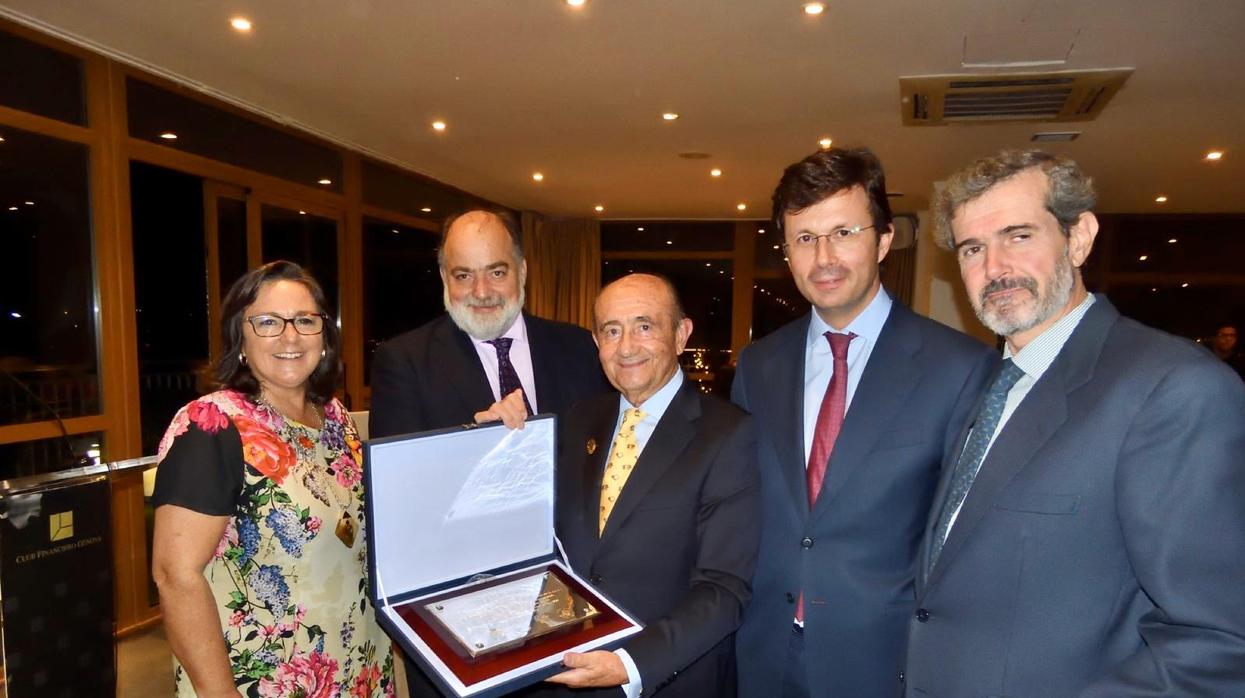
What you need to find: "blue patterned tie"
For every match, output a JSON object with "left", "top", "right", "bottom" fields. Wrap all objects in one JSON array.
[
  {"left": 486, "top": 337, "right": 534, "bottom": 415},
  {"left": 927, "top": 359, "right": 1026, "bottom": 575}
]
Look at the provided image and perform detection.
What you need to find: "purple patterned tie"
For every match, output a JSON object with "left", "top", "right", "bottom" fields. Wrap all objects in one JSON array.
[{"left": 486, "top": 337, "right": 533, "bottom": 415}]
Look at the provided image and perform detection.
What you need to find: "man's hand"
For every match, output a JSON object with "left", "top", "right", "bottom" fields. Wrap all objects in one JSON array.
[
  {"left": 473, "top": 389, "right": 529, "bottom": 430},
  {"left": 545, "top": 650, "right": 628, "bottom": 688}
]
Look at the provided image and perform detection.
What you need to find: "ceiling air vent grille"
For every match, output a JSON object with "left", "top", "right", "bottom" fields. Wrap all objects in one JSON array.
[{"left": 900, "top": 68, "right": 1131, "bottom": 126}]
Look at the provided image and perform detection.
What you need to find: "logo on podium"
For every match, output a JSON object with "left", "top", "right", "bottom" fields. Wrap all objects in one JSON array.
[{"left": 49, "top": 511, "right": 74, "bottom": 542}]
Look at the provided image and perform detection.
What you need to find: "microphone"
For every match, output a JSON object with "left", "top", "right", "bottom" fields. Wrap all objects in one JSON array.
[{"left": 0, "top": 365, "right": 93, "bottom": 470}]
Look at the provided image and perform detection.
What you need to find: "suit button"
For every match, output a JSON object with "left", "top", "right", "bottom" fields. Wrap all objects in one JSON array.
[
  {"left": 590, "top": 574, "right": 603, "bottom": 584},
  {"left": 801, "top": 536, "right": 814, "bottom": 548},
  {"left": 785, "top": 592, "right": 795, "bottom": 604},
  {"left": 915, "top": 608, "right": 930, "bottom": 623}
]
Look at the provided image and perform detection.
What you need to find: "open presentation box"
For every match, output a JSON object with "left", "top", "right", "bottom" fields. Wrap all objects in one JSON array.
[{"left": 364, "top": 416, "right": 643, "bottom": 697}]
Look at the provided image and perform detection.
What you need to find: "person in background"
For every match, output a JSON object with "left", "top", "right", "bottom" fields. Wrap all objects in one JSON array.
[
  {"left": 368, "top": 208, "right": 609, "bottom": 439},
  {"left": 905, "top": 149, "right": 1245, "bottom": 696},
  {"left": 152, "top": 260, "right": 394, "bottom": 698},
  {"left": 733, "top": 147, "right": 995, "bottom": 697},
  {"left": 1211, "top": 322, "right": 1245, "bottom": 379}
]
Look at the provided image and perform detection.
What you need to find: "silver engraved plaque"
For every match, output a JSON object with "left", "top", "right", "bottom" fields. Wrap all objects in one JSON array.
[{"left": 425, "top": 570, "right": 600, "bottom": 657}]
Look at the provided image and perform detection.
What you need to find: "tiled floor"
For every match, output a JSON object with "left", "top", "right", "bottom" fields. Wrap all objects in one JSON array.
[{"left": 117, "top": 623, "right": 174, "bottom": 697}]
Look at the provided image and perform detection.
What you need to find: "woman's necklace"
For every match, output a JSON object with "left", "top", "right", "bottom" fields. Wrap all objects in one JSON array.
[{"left": 255, "top": 394, "right": 356, "bottom": 548}]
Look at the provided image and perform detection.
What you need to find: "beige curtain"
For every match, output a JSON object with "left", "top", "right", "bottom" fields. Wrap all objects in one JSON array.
[{"left": 522, "top": 213, "right": 601, "bottom": 330}]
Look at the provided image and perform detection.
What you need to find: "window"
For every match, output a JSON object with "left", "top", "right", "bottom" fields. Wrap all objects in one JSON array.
[
  {"left": 127, "top": 78, "right": 343, "bottom": 192},
  {"left": 362, "top": 159, "right": 505, "bottom": 223},
  {"left": 130, "top": 162, "right": 209, "bottom": 455},
  {"left": 0, "top": 127, "right": 97, "bottom": 425},
  {"left": 362, "top": 218, "right": 442, "bottom": 383},
  {"left": 0, "top": 431, "right": 103, "bottom": 480},
  {"left": 0, "top": 31, "right": 85, "bottom": 125},
  {"left": 261, "top": 205, "right": 340, "bottom": 314}
]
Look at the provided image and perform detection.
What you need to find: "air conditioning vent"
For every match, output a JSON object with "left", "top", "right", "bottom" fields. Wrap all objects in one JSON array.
[{"left": 900, "top": 68, "right": 1131, "bottom": 126}]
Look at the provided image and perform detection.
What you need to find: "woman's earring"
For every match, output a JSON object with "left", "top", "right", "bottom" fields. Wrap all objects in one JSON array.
[
  {"left": 239, "top": 352, "right": 247, "bottom": 365},
  {"left": 321, "top": 348, "right": 327, "bottom": 359}
]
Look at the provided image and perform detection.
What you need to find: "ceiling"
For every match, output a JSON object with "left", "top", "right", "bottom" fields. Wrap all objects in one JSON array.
[{"left": 3, "top": 0, "right": 1243, "bottom": 219}]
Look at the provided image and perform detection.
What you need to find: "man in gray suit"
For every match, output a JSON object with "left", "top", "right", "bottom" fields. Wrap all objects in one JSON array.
[{"left": 905, "top": 149, "right": 1245, "bottom": 696}]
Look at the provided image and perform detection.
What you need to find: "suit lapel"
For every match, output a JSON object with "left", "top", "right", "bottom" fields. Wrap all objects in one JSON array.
[
  {"left": 599, "top": 382, "right": 700, "bottom": 545},
  {"left": 812, "top": 305, "right": 922, "bottom": 520},
  {"left": 582, "top": 395, "right": 622, "bottom": 547},
  {"left": 434, "top": 317, "right": 496, "bottom": 419},
  {"left": 923, "top": 298, "right": 1117, "bottom": 592},
  {"left": 758, "top": 319, "right": 813, "bottom": 514},
  {"left": 525, "top": 314, "right": 559, "bottom": 413}
]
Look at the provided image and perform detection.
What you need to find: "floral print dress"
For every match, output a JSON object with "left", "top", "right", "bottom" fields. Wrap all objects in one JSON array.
[{"left": 153, "top": 389, "right": 394, "bottom": 698}]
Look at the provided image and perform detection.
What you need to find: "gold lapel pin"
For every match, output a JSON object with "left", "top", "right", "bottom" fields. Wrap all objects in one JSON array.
[{"left": 586, "top": 438, "right": 597, "bottom": 455}]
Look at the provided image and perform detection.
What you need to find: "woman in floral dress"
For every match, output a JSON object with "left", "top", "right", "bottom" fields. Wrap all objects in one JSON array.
[{"left": 152, "top": 261, "right": 394, "bottom": 698}]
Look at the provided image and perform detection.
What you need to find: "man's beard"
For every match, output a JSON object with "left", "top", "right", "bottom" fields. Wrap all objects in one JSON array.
[
  {"left": 973, "top": 250, "right": 1075, "bottom": 339},
  {"left": 444, "top": 285, "right": 525, "bottom": 340}
]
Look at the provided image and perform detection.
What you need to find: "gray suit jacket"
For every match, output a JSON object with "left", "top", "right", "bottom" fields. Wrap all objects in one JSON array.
[{"left": 906, "top": 296, "right": 1245, "bottom": 697}]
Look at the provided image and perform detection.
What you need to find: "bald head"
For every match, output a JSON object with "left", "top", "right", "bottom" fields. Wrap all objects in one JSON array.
[{"left": 593, "top": 274, "right": 693, "bottom": 405}]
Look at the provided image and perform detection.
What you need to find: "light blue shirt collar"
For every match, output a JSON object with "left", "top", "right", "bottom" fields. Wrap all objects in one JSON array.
[
  {"left": 613, "top": 369, "right": 684, "bottom": 452},
  {"left": 806, "top": 286, "right": 893, "bottom": 349},
  {"left": 1004, "top": 293, "right": 1096, "bottom": 381}
]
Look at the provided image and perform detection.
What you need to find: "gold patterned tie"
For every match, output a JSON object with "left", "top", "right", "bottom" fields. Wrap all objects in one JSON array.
[{"left": 598, "top": 407, "right": 645, "bottom": 536}]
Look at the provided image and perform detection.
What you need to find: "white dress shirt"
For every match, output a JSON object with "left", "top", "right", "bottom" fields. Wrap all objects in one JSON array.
[
  {"left": 945, "top": 293, "right": 1096, "bottom": 532},
  {"left": 607, "top": 369, "right": 684, "bottom": 698},
  {"left": 469, "top": 313, "right": 539, "bottom": 412},
  {"left": 801, "top": 287, "right": 893, "bottom": 465}
]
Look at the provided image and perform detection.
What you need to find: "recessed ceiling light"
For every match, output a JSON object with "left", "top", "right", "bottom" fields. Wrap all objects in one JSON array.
[
  {"left": 1182, "top": 282, "right": 1190, "bottom": 288},
  {"left": 1168, "top": 238, "right": 1178, "bottom": 244},
  {"left": 661, "top": 112, "right": 679, "bottom": 121},
  {"left": 1205, "top": 150, "right": 1224, "bottom": 161},
  {"left": 773, "top": 245, "right": 780, "bottom": 250},
  {"left": 420, "top": 207, "right": 432, "bottom": 213},
  {"left": 594, "top": 205, "right": 604, "bottom": 212},
  {"left": 637, "top": 227, "right": 645, "bottom": 231},
  {"left": 803, "top": 3, "right": 826, "bottom": 15},
  {"left": 298, "top": 210, "right": 306, "bottom": 215},
  {"left": 24, "top": 201, "right": 33, "bottom": 206},
  {"left": 317, "top": 178, "right": 332, "bottom": 185},
  {"left": 392, "top": 228, "right": 399, "bottom": 234},
  {"left": 566, "top": 0, "right": 586, "bottom": 6},
  {"left": 7, "top": 206, "right": 16, "bottom": 211},
  {"left": 0, "top": 136, "right": 6, "bottom": 142},
  {"left": 819, "top": 137, "right": 833, "bottom": 149},
  {"left": 705, "top": 263, "right": 712, "bottom": 267},
  {"left": 431, "top": 120, "right": 447, "bottom": 132},
  {"left": 710, "top": 168, "right": 724, "bottom": 178},
  {"left": 666, "top": 240, "right": 673, "bottom": 245},
  {"left": 230, "top": 17, "right": 252, "bottom": 32},
  {"left": 758, "top": 228, "right": 765, "bottom": 234},
  {"left": 1139, "top": 255, "right": 1148, "bottom": 261},
  {"left": 737, "top": 203, "right": 747, "bottom": 211},
  {"left": 159, "top": 132, "right": 178, "bottom": 140},
  {"left": 1154, "top": 195, "right": 1168, "bottom": 203},
  {"left": 532, "top": 172, "right": 544, "bottom": 182}
]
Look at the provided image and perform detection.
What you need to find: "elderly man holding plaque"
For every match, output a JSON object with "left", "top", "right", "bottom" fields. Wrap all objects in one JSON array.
[{"left": 520, "top": 273, "right": 759, "bottom": 697}]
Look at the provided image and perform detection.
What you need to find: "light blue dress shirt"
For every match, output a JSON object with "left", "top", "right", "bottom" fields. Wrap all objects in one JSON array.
[{"left": 801, "top": 287, "right": 894, "bottom": 465}]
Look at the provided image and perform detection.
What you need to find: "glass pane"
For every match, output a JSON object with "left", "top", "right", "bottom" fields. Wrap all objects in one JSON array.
[
  {"left": 127, "top": 78, "right": 342, "bottom": 192},
  {"left": 752, "top": 276, "right": 808, "bottom": 342},
  {"left": 261, "top": 205, "right": 339, "bottom": 314},
  {"left": 1104, "top": 214, "right": 1245, "bottom": 276},
  {"left": 1106, "top": 283, "right": 1245, "bottom": 342},
  {"left": 0, "top": 127, "right": 98, "bottom": 425},
  {"left": 130, "top": 162, "right": 209, "bottom": 456},
  {"left": 0, "top": 31, "right": 85, "bottom": 125},
  {"left": 0, "top": 431, "right": 103, "bottom": 480},
  {"left": 753, "top": 224, "right": 788, "bottom": 271},
  {"left": 216, "top": 196, "right": 248, "bottom": 297},
  {"left": 363, "top": 218, "right": 441, "bottom": 384},
  {"left": 361, "top": 159, "right": 507, "bottom": 223},
  {"left": 602, "top": 221, "right": 736, "bottom": 252},
  {"left": 601, "top": 259, "right": 734, "bottom": 395}
]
